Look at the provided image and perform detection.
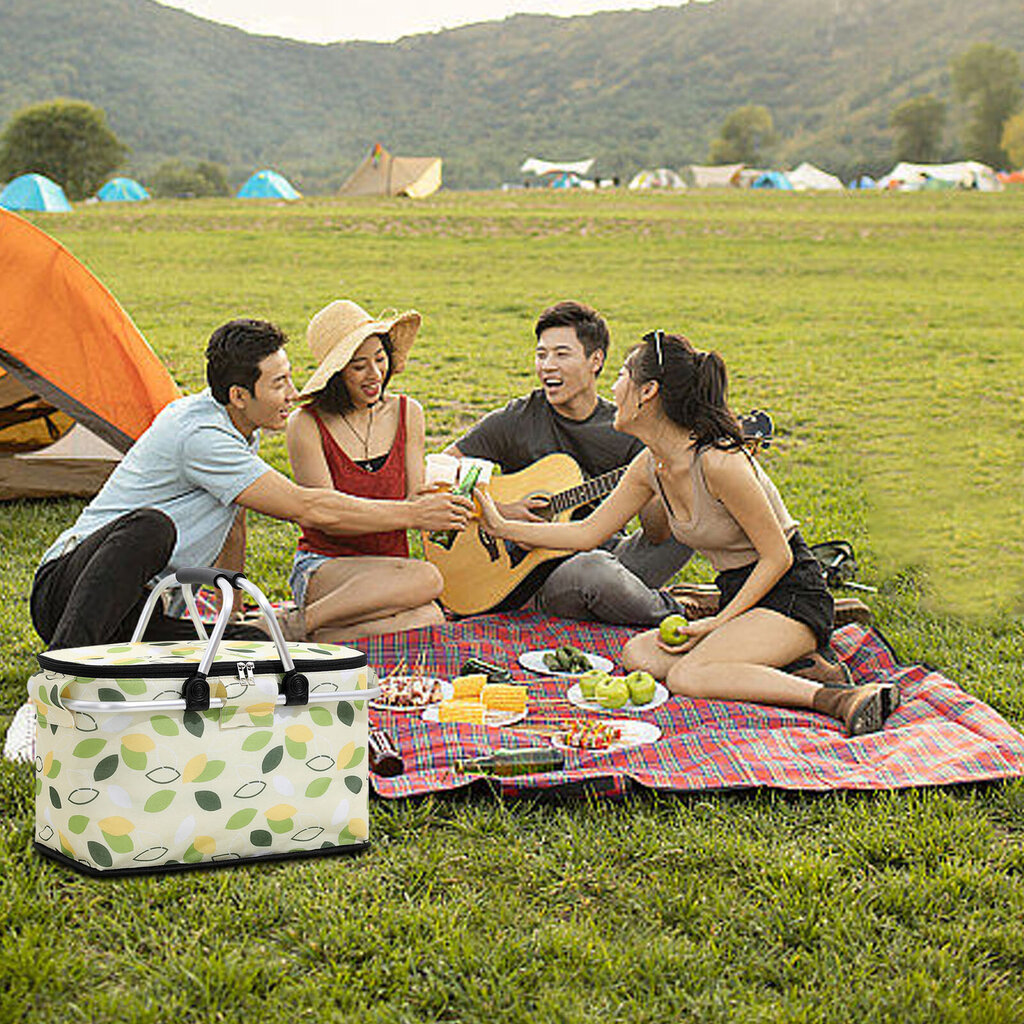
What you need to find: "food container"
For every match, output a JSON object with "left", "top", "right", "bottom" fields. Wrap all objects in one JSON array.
[{"left": 27, "top": 568, "right": 379, "bottom": 876}]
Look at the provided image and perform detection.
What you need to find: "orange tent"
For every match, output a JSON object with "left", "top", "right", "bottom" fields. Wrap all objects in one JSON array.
[{"left": 0, "top": 209, "right": 181, "bottom": 499}]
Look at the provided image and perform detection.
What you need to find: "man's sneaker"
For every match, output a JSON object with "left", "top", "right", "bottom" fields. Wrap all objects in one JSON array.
[
  {"left": 666, "top": 583, "right": 720, "bottom": 620},
  {"left": 834, "top": 597, "right": 873, "bottom": 627},
  {"left": 784, "top": 650, "right": 854, "bottom": 688}
]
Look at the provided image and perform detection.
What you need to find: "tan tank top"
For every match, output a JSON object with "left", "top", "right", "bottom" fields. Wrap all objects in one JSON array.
[{"left": 648, "top": 448, "right": 797, "bottom": 572}]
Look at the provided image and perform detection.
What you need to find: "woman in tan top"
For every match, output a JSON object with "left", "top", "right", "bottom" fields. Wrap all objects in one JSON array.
[{"left": 477, "top": 330, "right": 899, "bottom": 736}]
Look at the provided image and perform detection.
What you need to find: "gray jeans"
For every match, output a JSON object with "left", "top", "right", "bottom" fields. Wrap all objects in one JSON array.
[{"left": 533, "top": 532, "right": 693, "bottom": 627}]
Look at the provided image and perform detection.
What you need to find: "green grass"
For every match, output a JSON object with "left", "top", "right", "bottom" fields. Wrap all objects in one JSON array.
[{"left": 2, "top": 190, "right": 1023, "bottom": 1022}]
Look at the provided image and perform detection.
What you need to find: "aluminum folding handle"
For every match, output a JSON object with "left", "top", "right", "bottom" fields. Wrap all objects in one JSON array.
[{"left": 131, "top": 570, "right": 306, "bottom": 710}]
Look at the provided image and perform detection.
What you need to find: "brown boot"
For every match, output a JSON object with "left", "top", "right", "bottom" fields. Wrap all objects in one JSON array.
[
  {"left": 834, "top": 597, "right": 873, "bottom": 627},
  {"left": 784, "top": 651, "right": 853, "bottom": 688},
  {"left": 812, "top": 682, "right": 900, "bottom": 737}
]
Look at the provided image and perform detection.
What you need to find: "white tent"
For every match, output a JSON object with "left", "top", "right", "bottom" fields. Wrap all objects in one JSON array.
[
  {"left": 521, "top": 157, "right": 595, "bottom": 177},
  {"left": 787, "top": 162, "right": 845, "bottom": 191},
  {"left": 878, "top": 161, "right": 1003, "bottom": 192},
  {"left": 685, "top": 164, "right": 744, "bottom": 188},
  {"left": 628, "top": 168, "right": 685, "bottom": 190}
]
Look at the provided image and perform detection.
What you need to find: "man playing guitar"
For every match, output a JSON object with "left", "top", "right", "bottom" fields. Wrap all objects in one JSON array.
[{"left": 444, "top": 300, "right": 694, "bottom": 625}]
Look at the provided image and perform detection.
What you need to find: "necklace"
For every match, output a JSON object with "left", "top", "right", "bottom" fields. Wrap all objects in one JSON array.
[{"left": 339, "top": 404, "right": 374, "bottom": 460}]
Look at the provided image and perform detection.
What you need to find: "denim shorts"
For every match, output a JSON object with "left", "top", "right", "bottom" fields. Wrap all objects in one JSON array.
[
  {"left": 288, "top": 550, "right": 333, "bottom": 609},
  {"left": 714, "top": 531, "right": 834, "bottom": 650}
]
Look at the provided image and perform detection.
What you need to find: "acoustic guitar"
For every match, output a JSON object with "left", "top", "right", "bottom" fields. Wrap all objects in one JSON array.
[{"left": 424, "top": 411, "right": 773, "bottom": 617}]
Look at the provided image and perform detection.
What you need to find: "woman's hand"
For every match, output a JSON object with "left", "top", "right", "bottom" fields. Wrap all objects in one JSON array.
[
  {"left": 474, "top": 486, "right": 511, "bottom": 536},
  {"left": 656, "top": 616, "right": 719, "bottom": 654},
  {"left": 408, "top": 490, "right": 475, "bottom": 532}
]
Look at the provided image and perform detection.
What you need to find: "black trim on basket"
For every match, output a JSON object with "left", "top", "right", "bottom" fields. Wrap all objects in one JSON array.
[
  {"left": 35, "top": 651, "right": 367, "bottom": 678},
  {"left": 33, "top": 839, "right": 370, "bottom": 878},
  {"left": 0, "top": 348, "right": 134, "bottom": 452}
]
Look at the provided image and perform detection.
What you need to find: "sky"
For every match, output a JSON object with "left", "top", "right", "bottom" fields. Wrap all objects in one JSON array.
[{"left": 156, "top": 1, "right": 692, "bottom": 44}]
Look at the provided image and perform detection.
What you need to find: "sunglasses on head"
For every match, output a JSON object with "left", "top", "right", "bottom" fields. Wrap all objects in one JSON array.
[{"left": 641, "top": 329, "right": 665, "bottom": 376}]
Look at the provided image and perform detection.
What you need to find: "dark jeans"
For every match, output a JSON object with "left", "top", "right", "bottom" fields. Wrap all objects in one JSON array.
[{"left": 31, "top": 509, "right": 265, "bottom": 650}]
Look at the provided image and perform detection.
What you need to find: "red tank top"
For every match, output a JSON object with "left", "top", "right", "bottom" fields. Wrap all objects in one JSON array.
[{"left": 297, "top": 395, "right": 410, "bottom": 559}]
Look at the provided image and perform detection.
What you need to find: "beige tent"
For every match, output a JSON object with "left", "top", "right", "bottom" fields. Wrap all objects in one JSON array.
[
  {"left": 685, "top": 164, "right": 745, "bottom": 188},
  {"left": 339, "top": 143, "right": 442, "bottom": 198}
]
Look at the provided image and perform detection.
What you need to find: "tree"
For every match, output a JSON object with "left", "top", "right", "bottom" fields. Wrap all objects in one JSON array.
[
  {"left": 951, "top": 43, "right": 1023, "bottom": 168},
  {"left": 708, "top": 106, "right": 777, "bottom": 165},
  {"left": 889, "top": 95, "right": 946, "bottom": 162},
  {"left": 150, "top": 159, "right": 230, "bottom": 198},
  {"left": 1001, "top": 111, "right": 1024, "bottom": 169},
  {"left": 0, "top": 99, "right": 127, "bottom": 200}
]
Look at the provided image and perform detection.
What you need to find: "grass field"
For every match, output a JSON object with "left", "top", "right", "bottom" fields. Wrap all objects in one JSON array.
[{"left": 2, "top": 190, "right": 1023, "bottom": 1022}]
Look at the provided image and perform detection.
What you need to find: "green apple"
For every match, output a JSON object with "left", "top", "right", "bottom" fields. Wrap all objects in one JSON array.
[
  {"left": 578, "top": 669, "right": 609, "bottom": 700},
  {"left": 659, "top": 613, "right": 689, "bottom": 647},
  {"left": 624, "top": 670, "right": 657, "bottom": 706},
  {"left": 594, "top": 677, "right": 630, "bottom": 710}
]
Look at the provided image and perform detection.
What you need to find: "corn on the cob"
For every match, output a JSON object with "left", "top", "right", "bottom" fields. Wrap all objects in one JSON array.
[
  {"left": 438, "top": 700, "right": 486, "bottom": 724},
  {"left": 451, "top": 673, "right": 487, "bottom": 699},
  {"left": 480, "top": 683, "right": 528, "bottom": 713}
]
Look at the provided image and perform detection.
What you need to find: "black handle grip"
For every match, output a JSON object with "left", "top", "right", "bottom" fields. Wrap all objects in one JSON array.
[{"left": 174, "top": 568, "right": 247, "bottom": 589}]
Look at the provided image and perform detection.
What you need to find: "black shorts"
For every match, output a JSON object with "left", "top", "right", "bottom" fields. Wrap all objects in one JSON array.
[{"left": 714, "top": 531, "right": 834, "bottom": 650}]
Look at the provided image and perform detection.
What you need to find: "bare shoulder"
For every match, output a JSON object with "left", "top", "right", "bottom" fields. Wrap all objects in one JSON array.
[
  {"left": 286, "top": 406, "right": 317, "bottom": 440},
  {"left": 701, "top": 445, "right": 755, "bottom": 496}
]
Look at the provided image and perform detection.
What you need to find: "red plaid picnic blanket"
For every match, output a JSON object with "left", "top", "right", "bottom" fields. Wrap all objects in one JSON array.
[{"left": 350, "top": 612, "right": 1024, "bottom": 799}]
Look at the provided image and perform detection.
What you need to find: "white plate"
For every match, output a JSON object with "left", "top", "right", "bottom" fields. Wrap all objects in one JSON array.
[
  {"left": 565, "top": 681, "right": 669, "bottom": 714},
  {"left": 369, "top": 678, "right": 450, "bottom": 712},
  {"left": 551, "top": 719, "right": 662, "bottom": 753},
  {"left": 421, "top": 705, "right": 527, "bottom": 728},
  {"left": 518, "top": 649, "right": 614, "bottom": 677}
]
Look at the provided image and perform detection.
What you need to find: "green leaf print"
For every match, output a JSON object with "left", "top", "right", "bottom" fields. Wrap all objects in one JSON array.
[
  {"left": 241, "top": 731, "right": 273, "bottom": 752},
  {"left": 182, "top": 711, "right": 204, "bottom": 738},
  {"left": 194, "top": 760, "right": 225, "bottom": 783},
  {"left": 226, "top": 808, "right": 257, "bottom": 830},
  {"left": 343, "top": 746, "right": 365, "bottom": 770},
  {"left": 151, "top": 716, "right": 179, "bottom": 737},
  {"left": 68, "top": 815, "right": 90, "bottom": 834},
  {"left": 144, "top": 791, "right": 175, "bottom": 813},
  {"left": 96, "top": 688, "right": 126, "bottom": 702},
  {"left": 105, "top": 833, "right": 133, "bottom": 854},
  {"left": 305, "top": 778, "right": 331, "bottom": 799},
  {"left": 344, "top": 776, "right": 363, "bottom": 795},
  {"left": 308, "top": 706, "right": 332, "bottom": 728},
  {"left": 261, "top": 746, "right": 283, "bottom": 773},
  {"left": 121, "top": 748, "right": 147, "bottom": 771},
  {"left": 117, "top": 678, "right": 147, "bottom": 695},
  {"left": 94, "top": 755, "right": 120, "bottom": 781},
  {"left": 73, "top": 738, "right": 107, "bottom": 759},
  {"left": 87, "top": 842, "right": 113, "bottom": 867},
  {"left": 337, "top": 702, "right": 354, "bottom": 726},
  {"left": 194, "top": 791, "right": 221, "bottom": 811},
  {"left": 249, "top": 829, "right": 272, "bottom": 847}
]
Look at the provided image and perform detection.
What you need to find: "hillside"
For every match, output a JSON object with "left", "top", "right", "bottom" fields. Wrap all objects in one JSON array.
[{"left": 0, "top": 0, "right": 1021, "bottom": 189}]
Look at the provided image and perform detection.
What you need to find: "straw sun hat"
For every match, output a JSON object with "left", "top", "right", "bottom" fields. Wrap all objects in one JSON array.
[{"left": 297, "top": 299, "right": 421, "bottom": 400}]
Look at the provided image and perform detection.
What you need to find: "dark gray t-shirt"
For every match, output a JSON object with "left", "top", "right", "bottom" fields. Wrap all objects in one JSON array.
[{"left": 456, "top": 389, "right": 642, "bottom": 491}]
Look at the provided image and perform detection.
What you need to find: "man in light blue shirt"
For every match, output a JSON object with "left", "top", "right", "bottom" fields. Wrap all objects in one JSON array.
[{"left": 31, "top": 319, "right": 473, "bottom": 649}]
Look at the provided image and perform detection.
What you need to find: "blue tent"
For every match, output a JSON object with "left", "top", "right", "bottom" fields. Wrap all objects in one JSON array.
[
  {"left": 847, "top": 175, "right": 876, "bottom": 190},
  {"left": 97, "top": 177, "right": 149, "bottom": 202},
  {"left": 752, "top": 171, "right": 793, "bottom": 190},
  {"left": 237, "top": 169, "right": 300, "bottom": 200},
  {"left": 0, "top": 174, "right": 72, "bottom": 212}
]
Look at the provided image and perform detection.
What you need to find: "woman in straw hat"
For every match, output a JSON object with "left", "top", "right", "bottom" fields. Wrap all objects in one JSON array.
[
  {"left": 476, "top": 330, "right": 899, "bottom": 737},
  {"left": 284, "top": 299, "right": 445, "bottom": 640}
]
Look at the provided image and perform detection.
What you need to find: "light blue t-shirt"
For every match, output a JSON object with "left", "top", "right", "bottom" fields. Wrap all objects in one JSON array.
[{"left": 40, "top": 390, "right": 271, "bottom": 573}]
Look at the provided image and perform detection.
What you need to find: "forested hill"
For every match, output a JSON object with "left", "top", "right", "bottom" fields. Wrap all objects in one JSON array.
[{"left": 0, "top": 0, "right": 1021, "bottom": 189}]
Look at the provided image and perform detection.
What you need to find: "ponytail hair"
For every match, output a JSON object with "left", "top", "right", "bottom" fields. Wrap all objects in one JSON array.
[{"left": 629, "top": 331, "right": 744, "bottom": 452}]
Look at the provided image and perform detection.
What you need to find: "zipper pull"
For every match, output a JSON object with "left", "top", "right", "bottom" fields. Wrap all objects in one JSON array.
[{"left": 237, "top": 661, "right": 256, "bottom": 681}]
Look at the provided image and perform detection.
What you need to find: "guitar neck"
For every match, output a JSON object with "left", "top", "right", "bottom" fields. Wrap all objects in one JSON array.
[{"left": 548, "top": 466, "right": 627, "bottom": 515}]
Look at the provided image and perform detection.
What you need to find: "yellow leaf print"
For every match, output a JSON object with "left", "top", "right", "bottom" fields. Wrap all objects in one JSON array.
[
  {"left": 336, "top": 741, "right": 354, "bottom": 770},
  {"left": 34, "top": 700, "right": 48, "bottom": 718},
  {"left": 247, "top": 701, "right": 276, "bottom": 717},
  {"left": 121, "top": 733, "right": 155, "bottom": 753},
  {"left": 58, "top": 831, "right": 76, "bottom": 857},
  {"left": 264, "top": 804, "right": 297, "bottom": 822},
  {"left": 348, "top": 817, "right": 368, "bottom": 840},
  {"left": 193, "top": 836, "right": 216, "bottom": 854},
  {"left": 43, "top": 751, "right": 53, "bottom": 776},
  {"left": 183, "top": 754, "right": 207, "bottom": 783},
  {"left": 98, "top": 816, "right": 135, "bottom": 836},
  {"left": 285, "top": 724, "right": 313, "bottom": 743}
]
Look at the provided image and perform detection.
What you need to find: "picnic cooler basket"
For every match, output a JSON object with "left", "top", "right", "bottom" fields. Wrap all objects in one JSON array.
[{"left": 27, "top": 569, "right": 380, "bottom": 877}]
